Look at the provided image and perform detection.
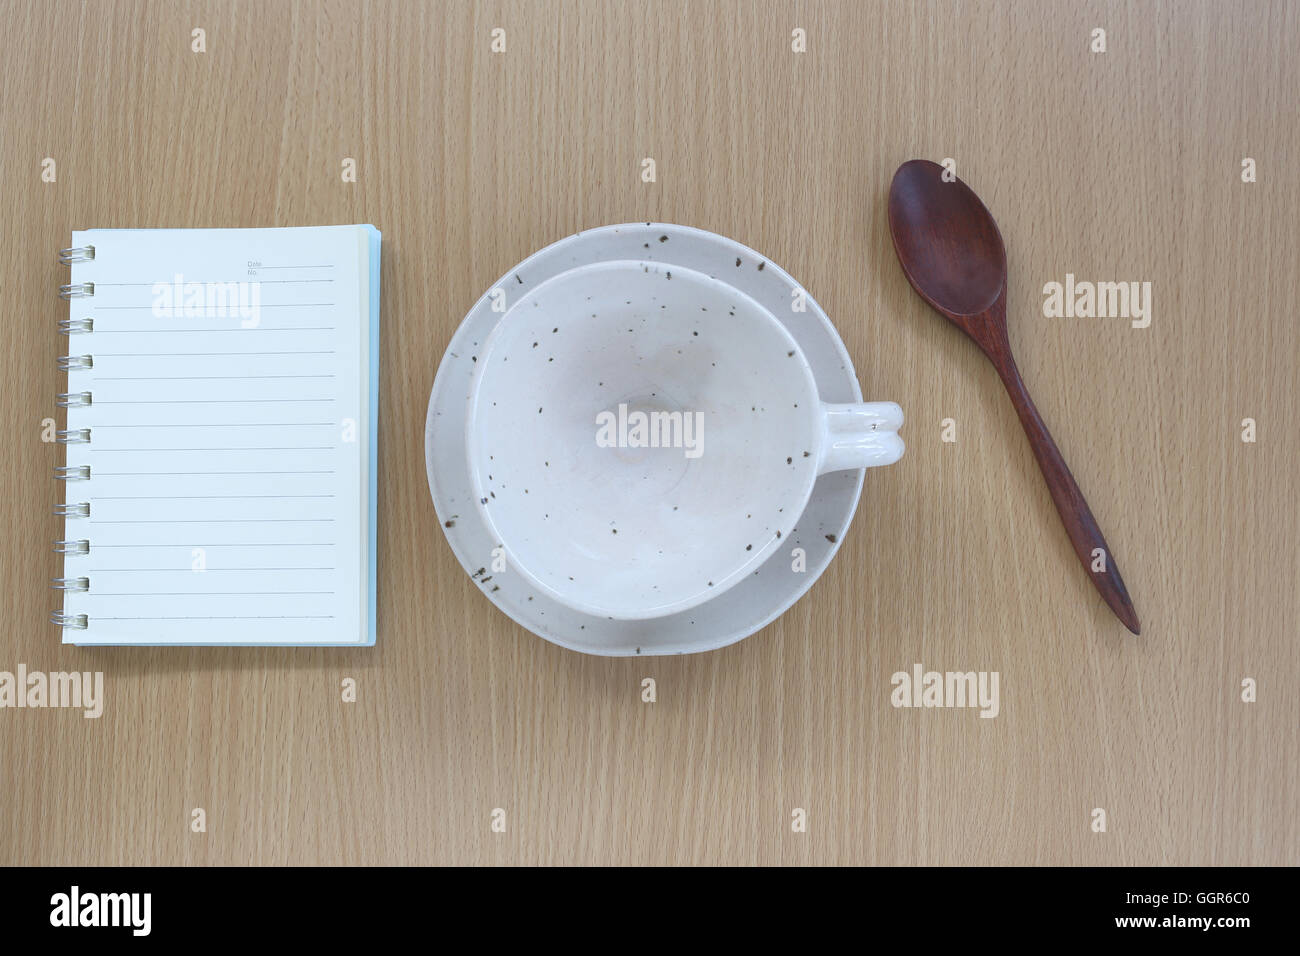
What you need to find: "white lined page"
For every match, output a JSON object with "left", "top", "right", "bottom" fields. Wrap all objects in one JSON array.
[{"left": 59, "top": 226, "right": 372, "bottom": 645}]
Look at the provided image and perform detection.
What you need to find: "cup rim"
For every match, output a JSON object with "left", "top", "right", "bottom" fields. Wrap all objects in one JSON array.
[{"left": 463, "top": 257, "right": 824, "bottom": 621}]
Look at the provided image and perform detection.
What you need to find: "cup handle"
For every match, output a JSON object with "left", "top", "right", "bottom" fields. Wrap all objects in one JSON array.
[{"left": 817, "top": 402, "right": 904, "bottom": 475}]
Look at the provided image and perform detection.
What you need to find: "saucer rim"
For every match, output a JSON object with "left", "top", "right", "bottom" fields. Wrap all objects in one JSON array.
[{"left": 425, "top": 221, "right": 866, "bottom": 656}]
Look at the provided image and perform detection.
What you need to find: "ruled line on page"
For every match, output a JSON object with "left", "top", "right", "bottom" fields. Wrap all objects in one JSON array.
[
  {"left": 93, "top": 423, "right": 335, "bottom": 428},
  {"left": 91, "top": 447, "right": 335, "bottom": 451},
  {"left": 91, "top": 327, "right": 337, "bottom": 333},
  {"left": 93, "top": 494, "right": 337, "bottom": 500},
  {"left": 95, "top": 616, "right": 337, "bottom": 620},
  {"left": 95, "top": 303, "right": 336, "bottom": 310},
  {"left": 93, "top": 520, "right": 335, "bottom": 525},
  {"left": 95, "top": 279, "right": 336, "bottom": 286},
  {"left": 94, "top": 400, "right": 335, "bottom": 405},
  {"left": 93, "top": 591, "right": 335, "bottom": 596},
  {"left": 94, "top": 351, "right": 338, "bottom": 357},
  {"left": 92, "top": 470, "right": 336, "bottom": 476},
  {"left": 92, "top": 543, "right": 336, "bottom": 547},
  {"left": 91, "top": 567, "right": 336, "bottom": 572},
  {"left": 95, "top": 375, "right": 336, "bottom": 381}
]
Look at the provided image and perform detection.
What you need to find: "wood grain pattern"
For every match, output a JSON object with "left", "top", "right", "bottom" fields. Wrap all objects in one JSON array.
[{"left": 1, "top": 0, "right": 1296, "bottom": 866}]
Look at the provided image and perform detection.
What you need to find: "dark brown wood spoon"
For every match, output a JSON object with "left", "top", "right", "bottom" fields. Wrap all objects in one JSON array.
[{"left": 888, "top": 159, "right": 1139, "bottom": 634}]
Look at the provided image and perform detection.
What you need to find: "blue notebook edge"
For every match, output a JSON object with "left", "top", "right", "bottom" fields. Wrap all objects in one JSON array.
[{"left": 364, "top": 225, "right": 381, "bottom": 647}]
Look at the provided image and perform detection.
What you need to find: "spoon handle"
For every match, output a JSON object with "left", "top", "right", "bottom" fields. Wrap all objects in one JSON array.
[{"left": 992, "top": 356, "right": 1140, "bottom": 634}]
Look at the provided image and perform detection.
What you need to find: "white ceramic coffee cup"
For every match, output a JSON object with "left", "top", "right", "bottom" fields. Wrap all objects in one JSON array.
[{"left": 465, "top": 259, "right": 902, "bottom": 620}]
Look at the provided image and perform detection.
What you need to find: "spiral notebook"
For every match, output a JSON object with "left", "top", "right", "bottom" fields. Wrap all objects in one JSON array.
[{"left": 53, "top": 225, "right": 381, "bottom": 646}]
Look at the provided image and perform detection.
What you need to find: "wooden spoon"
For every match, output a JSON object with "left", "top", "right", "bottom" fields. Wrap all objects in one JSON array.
[{"left": 887, "top": 159, "right": 1139, "bottom": 634}]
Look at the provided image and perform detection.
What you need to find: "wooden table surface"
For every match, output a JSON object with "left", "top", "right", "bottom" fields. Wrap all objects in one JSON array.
[{"left": 1, "top": 0, "right": 1295, "bottom": 866}]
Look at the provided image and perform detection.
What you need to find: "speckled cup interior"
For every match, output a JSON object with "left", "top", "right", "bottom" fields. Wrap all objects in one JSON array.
[{"left": 466, "top": 259, "right": 824, "bottom": 619}]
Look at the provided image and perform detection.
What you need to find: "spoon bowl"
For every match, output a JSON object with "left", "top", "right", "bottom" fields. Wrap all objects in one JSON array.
[{"left": 888, "top": 159, "right": 1008, "bottom": 320}]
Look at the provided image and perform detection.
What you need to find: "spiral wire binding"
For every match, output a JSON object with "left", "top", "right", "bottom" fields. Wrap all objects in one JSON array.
[
  {"left": 58, "top": 245, "right": 95, "bottom": 264},
  {"left": 54, "top": 246, "right": 94, "bottom": 630}
]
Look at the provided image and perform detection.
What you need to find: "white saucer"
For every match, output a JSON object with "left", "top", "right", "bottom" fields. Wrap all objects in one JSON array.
[{"left": 425, "top": 222, "right": 868, "bottom": 656}]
